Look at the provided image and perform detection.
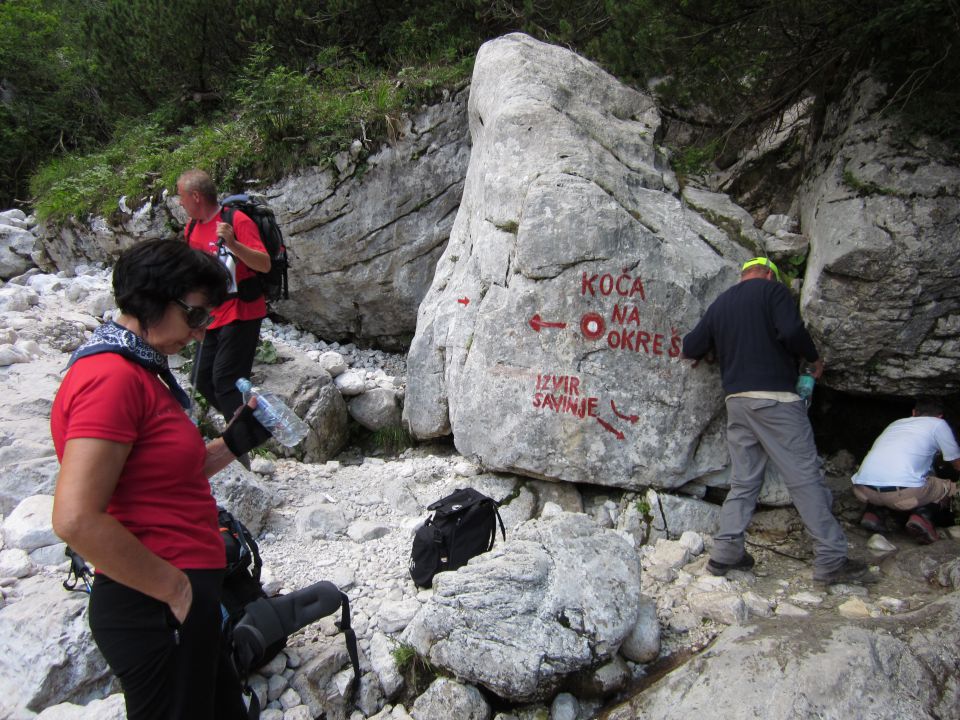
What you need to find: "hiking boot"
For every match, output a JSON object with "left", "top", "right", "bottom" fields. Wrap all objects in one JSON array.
[
  {"left": 860, "top": 510, "right": 885, "bottom": 534},
  {"left": 813, "top": 558, "right": 879, "bottom": 585},
  {"left": 706, "top": 552, "right": 755, "bottom": 577},
  {"left": 905, "top": 513, "right": 939, "bottom": 544}
]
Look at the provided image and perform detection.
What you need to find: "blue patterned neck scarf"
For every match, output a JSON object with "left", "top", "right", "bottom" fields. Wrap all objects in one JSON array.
[{"left": 67, "top": 321, "right": 191, "bottom": 410}]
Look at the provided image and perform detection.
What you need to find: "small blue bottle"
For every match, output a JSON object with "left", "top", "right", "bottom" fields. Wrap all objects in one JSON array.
[
  {"left": 235, "top": 378, "right": 309, "bottom": 447},
  {"left": 796, "top": 369, "right": 815, "bottom": 409}
]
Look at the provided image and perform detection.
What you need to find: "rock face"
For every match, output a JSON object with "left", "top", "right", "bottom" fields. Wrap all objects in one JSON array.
[
  {"left": 401, "top": 511, "right": 641, "bottom": 702},
  {"left": 0, "top": 210, "right": 40, "bottom": 279},
  {"left": 33, "top": 91, "right": 471, "bottom": 351},
  {"left": 248, "top": 349, "right": 350, "bottom": 463},
  {"left": 0, "top": 355, "right": 64, "bottom": 515},
  {"left": 266, "top": 90, "right": 471, "bottom": 350},
  {"left": 0, "top": 576, "right": 113, "bottom": 719},
  {"left": 799, "top": 73, "right": 960, "bottom": 395},
  {"left": 606, "top": 589, "right": 960, "bottom": 720},
  {"left": 404, "top": 33, "right": 751, "bottom": 490}
]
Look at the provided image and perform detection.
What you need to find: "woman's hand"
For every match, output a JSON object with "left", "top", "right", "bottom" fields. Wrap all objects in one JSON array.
[
  {"left": 166, "top": 570, "right": 193, "bottom": 624},
  {"left": 221, "top": 399, "right": 272, "bottom": 457}
]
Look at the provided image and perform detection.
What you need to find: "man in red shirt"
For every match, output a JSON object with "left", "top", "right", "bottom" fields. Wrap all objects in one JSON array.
[{"left": 177, "top": 169, "right": 270, "bottom": 422}]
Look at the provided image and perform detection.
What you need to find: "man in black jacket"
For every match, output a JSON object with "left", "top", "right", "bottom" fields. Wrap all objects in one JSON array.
[{"left": 683, "top": 257, "right": 875, "bottom": 585}]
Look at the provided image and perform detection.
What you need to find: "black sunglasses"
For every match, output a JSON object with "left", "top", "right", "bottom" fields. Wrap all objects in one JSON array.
[{"left": 173, "top": 299, "right": 214, "bottom": 329}]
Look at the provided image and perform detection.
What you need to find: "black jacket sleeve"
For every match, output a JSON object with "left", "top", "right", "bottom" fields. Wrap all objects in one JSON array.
[
  {"left": 769, "top": 283, "right": 819, "bottom": 361},
  {"left": 682, "top": 306, "right": 714, "bottom": 360}
]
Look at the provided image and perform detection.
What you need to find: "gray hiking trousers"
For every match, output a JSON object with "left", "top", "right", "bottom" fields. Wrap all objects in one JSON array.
[{"left": 710, "top": 397, "right": 848, "bottom": 573}]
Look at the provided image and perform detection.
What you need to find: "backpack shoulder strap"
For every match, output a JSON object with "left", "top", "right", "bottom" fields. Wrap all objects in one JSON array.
[
  {"left": 185, "top": 219, "right": 198, "bottom": 242},
  {"left": 220, "top": 206, "right": 235, "bottom": 227},
  {"left": 336, "top": 591, "right": 361, "bottom": 701},
  {"left": 493, "top": 504, "right": 506, "bottom": 543}
]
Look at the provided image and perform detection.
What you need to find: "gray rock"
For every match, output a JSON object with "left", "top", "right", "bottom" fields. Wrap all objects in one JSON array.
[
  {"left": 411, "top": 677, "right": 491, "bottom": 720},
  {"left": 318, "top": 351, "right": 348, "bottom": 377},
  {"left": 529, "top": 480, "right": 584, "bottom": 515},
  {"left": 289, "top": 640, "right": 354, "bottom": 720},
  {"left": 0, "top": 224, "right": 38, "bottom": 279},
  {"left": 404, "top": 34, "right": 750, "bottom": 492},
  {"left": 249, "top": 353, "right": 349, "bottom": 463},
  {"left": 348, "top": 388, "right": 402, "bottom": 431},
  {"left": 368, "top": 632, "right": 404, "bottom": 699},
  {"left": 356, "top": 671, "right": 386, "bottom": 718},
  {"left": 268, "top": 674, "right": 289, "bottom": 702},
  {"left": 0, "top": 548, "right": 33, "bottom": 578},
  {"left": 33, "top": 693, "right": 126, "bottom": 720},
  {"left": 279, "top": 687, "right": 302, "bottom": 710},
  {"left": 0, "top": 286, "right": 38, "bottom": 314},
  {"left": 681, "top": 186, "right": 772, "bottom": 253},
  {"left": 567, "top": 655, "right": 631, "bottom": 698},
  {"left": 619, "top": 595, "right": 661, "bottom": 663},
  {"left": 347, "top": 520, "right": 391, "bottom": 543},
  {"left": 0, "top": 209, "right": 29, "bottom": 225},
  {"left": 334, "top": 372, "right": 366, "bottom": 397},
  {"left": 378, "top": 598, "right": 421, "bottom": 633},
  {"left": 209, "top": 471, "right": 273, "bottom": 536},
  {"left": 761, "top": 214, "right": 797, "bottom": 235},
  {"left": 296, "top": 504, "right": 351, "bottom": 539},
  {"left": 550, "top": 693, "right": 579, "bottom": 720},
  {"left": 30, "top": 541, "right": 68, "bottom": 567},
  {"left": 799, "top": 72, "right": 960, "bottom": 395},
  {"left": 401, "top": 512, "right": 640, "bottom": 701},
  {"left": 606, "top": 591, "right": 960, "bottom": 720},
  {"left": 647, "top": 490, "right": 721, "bottom": 542},
  {"left": 0, "top": 436, "right": 59, "bottom": 518},
  {"left": 0, "top": 576, "right": 113, "bottom": 716},
  {"left": 687, "top": 591, "right": 749, "bottom": 625},
  {"left": 3, "top": 494, "right": 58, "bottom": 552}
]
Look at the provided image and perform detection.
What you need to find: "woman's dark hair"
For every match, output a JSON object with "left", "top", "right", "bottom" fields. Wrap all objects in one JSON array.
[{"left": 113, "top": 238, "right": 230, "bottom": 329}]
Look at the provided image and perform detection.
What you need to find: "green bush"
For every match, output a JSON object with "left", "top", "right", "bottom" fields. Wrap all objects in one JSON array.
[{"left": 31, "top": 42, "right": 471, "bottom": 224}]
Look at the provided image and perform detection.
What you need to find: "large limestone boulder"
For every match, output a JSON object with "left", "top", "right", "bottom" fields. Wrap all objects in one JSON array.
[
  {"left": 799, "top": 73, "right": 960, "bottom": 395},
  {"left": 401, "top": 511, "right": 641, "bottom": 702},
  {"left": 606, "top": 588, "right": 960, "bottom": 720},
  {"left": 404, "top": 33, "right": 751, "bottom": 490},
  {"left": 0, "top": 576, "right": 113, "bottom": 719}
]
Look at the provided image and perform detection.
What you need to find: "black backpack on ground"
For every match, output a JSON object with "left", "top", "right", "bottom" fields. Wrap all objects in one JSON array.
[
  {"left": 409, "top": 487, "right": 506, "bottom": 588},
  {"left": 186, "top": 193, "right": 290, "bottom": 302}
]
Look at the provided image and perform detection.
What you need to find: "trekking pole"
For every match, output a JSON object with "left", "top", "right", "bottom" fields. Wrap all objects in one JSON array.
[{"left": 189, "top": 337, "right": 205, "bottom": 425}]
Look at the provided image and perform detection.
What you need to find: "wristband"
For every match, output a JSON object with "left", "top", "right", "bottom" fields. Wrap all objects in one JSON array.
[{"left": 222, "top": 405, "right": 272, "bottom": 457}]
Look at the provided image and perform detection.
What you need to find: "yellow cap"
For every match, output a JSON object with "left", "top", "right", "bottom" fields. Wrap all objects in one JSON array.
[{"left": 741, "top": 257, "right": 781, "bottom": 282}]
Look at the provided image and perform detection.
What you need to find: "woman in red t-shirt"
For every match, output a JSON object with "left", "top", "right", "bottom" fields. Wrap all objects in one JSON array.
[{"left": 51, "top": 239, "right": 271, "bottom": 720}]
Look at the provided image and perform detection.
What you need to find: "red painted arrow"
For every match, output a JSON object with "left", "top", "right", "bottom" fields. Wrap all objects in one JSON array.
[
  {"left": 457, "top": 297, "right": 470, "bottom": 306},
  {"left": 596, "top": 416, "right": 625, "bottom": 440},
  {"left": 611, "top": 400, "right": 639, "bottom": 424},
  {"left": 529, "top": 314, "right": 568, "bottom": 332}
]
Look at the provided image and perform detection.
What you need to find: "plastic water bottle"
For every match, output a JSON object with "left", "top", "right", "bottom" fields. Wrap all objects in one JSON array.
[
  {"left": 796, "top": 367, "right": 816, "bottom": 409},
  {"left": 235, "top": 378, "right": 309, "bottom": 447}
]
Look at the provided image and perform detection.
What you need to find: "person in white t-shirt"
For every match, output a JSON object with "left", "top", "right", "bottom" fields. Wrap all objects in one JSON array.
[{"left": 852, "top": 398, "right": 960, "bottom": 543}]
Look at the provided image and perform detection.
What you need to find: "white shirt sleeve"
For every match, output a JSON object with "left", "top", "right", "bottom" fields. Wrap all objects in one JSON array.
[{"left": 933, "top": 419, "right": 960, "bottom": 462}]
